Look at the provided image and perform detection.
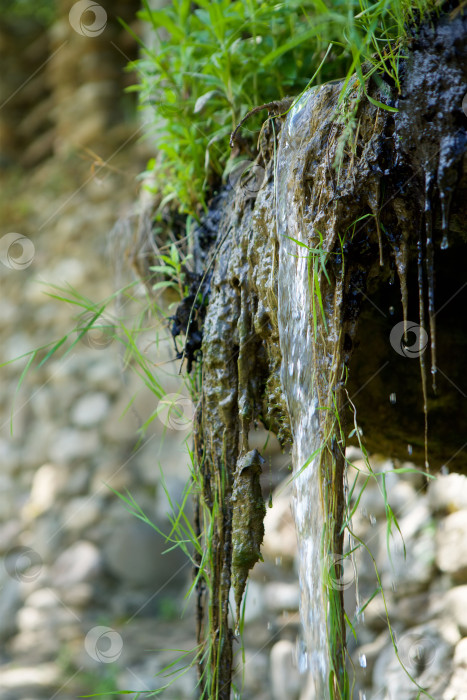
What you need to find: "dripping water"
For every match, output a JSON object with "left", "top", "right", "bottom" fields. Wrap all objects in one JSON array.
[
  {"left": 439, "top": 184, "right": 453, "bottom": 251},
  {"left": 424, "top": 171, "right": 437, "bottom": 393},
  {"left": 416, "top": 230, "right": 430, "bottom": 471}
]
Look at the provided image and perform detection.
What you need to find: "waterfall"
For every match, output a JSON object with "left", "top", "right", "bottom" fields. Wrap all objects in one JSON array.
[{"left": 276, "top": 87, "right": 331, "bottom": 698}]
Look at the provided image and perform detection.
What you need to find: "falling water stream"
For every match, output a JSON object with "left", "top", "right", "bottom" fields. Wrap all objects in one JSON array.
[{"left": 276, "top": 88, "right": 331, "bottom": 698}]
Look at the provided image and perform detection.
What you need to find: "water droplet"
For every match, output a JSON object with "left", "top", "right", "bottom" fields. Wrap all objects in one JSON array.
[
  {"left": 407, "top": 444, "right": 413, "bottom": 455},
  {"left": 441, "top": 234, "right": 449, "bottom": 250},
  {"left": 297, "top": 639, "right": 308, "bottom": 672},
  {"left": 359, "top": 653, "right": 367, "bottom": 668},
  {"left": 441, "top": 464, "right": 449, "bottom": 475},
  {"left": 275, "top": 556, "right": 283, "bottom": 566},
  {"left": 369, "top": 514, "right": 376, "bottom": 526},
  {"left": 389, "top": 392, "right": 396, "bottom": 405},
  {"left": 389, "top": 305, "right": 395, "bottom": 316},
  {"left": 355, "top": 604, "right": 365, "bottom": 623},
  {"left": 392, "top": 580, "right": 397, "bottom": 592},
  {"left": 267, "top": 621, "right": 272, "bottom": 630}
]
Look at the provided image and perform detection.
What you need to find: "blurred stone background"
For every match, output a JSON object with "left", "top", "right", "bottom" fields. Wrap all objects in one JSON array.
[{"left": 1, "top": 2, "right": 467, "bottom": 700}]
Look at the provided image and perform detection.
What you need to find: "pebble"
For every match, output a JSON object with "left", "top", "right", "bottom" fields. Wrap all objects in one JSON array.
[
  {"left": 52, "top": 540, "right": 102, "bottom": 587},
  {"left": 70, "top": 392, "right": 110, "bottom": 427},
  {"left": 264, "top": 581, "right": 300, "bottom": 612},
  {"left": 48, "top": 428, "right": 99, "bottom": 463},
  {"left": 61, "top": 497, "right": 101, "bottom": 532},
  {"left": 446, "top": 585, "right": 467, "bottom": 635},
  {"left": 270, "top": 640, "right": 301, "bottom": 700},
  {"left": 103, "top": 517, "right": 187, "bottom": 588},
  {"left": 0, "top": 663, "right": 61, "bottom": 691},
  {"left": 436, "top": 510, "right": 467, "bottom": 582},
  {"left": 428, "top": 473, "right": 467, "bottom": 513},
  {"left": 0, "top": 576, "right": 21, "bottom": 641},
  {"left": 23, "top": 463, "right": 64, "bottom": 518},
  {"left": 262, "top": 479, "right": 297, "bottom": 565}
]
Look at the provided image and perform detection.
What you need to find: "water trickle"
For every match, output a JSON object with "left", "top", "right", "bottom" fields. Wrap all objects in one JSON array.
[
  {"left": 276, "top": 86, "right": 331, "bottom": 698},
  {"left": 359, "top": 653, "right": 367, "bottom": 669},
  {"left": 274, "top": 75, "right": 392, "bottom": 694},
  {"left": 416, "top": 230, "right": 429, "bottom": 470},
  {"left": 389, "top": 392, "right": 397, "bottom": 405},
  {"left": 440, "top": 234, "right": 449, "bottom": 251},
  {"left": 439, "top": 182, "right": 453, "bottom": 252},
  {"left": 424, "top": 171, "right": 437, "bottom": 394},
  {"left": 393, "top": 236, "right": 409, "bottom": 337},
  {"left": 297, "top": 638, "right": 308, "bottom": 673}
]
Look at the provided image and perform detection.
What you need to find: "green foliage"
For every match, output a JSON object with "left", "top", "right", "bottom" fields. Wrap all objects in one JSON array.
[
  {"left": 2, "top": 0, "right": 56, "bottom": 25},
  {"left": 150, "top": 241, "right": 192, "bottom": 300},
  {"left": 129, "top": 0, "right": 435, "bottom": 216}
]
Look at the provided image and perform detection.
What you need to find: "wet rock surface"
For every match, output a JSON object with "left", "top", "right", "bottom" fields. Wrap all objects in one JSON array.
[
  {"left": 348, "top": 8, "right": 467, "bottom": 472},
  {"left": 190, "top": 7, "right": 467, "bottom": 693}
]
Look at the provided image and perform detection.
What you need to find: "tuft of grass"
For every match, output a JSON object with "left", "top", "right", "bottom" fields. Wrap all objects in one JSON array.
[{"left": 127, "top": 0, "right": 436, "bottom": 216}]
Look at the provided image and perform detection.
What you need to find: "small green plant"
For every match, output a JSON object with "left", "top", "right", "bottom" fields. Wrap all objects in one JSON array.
[
  {"left": 150, "top": 243, "right": 192, "bottom": 299},
  {"left": 282, "top": 231, "right": 333, "bottom": 336},
  {"left": 127, "top": 0, "right": 436, "bottom": 216}
]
